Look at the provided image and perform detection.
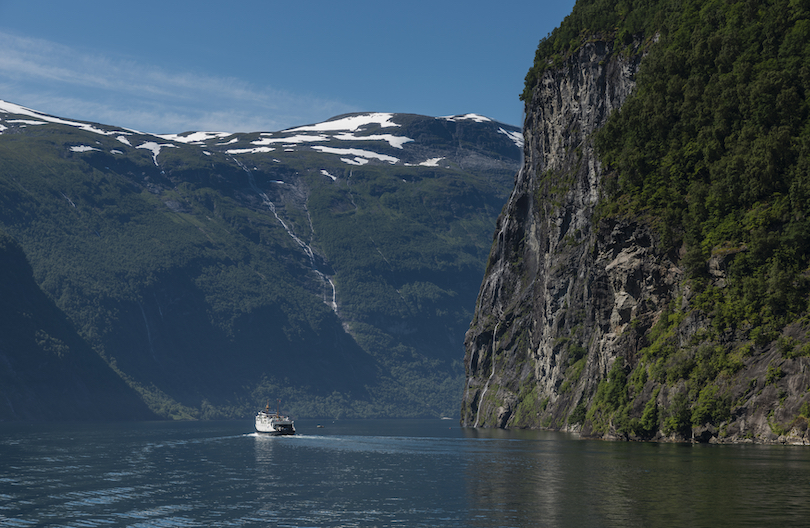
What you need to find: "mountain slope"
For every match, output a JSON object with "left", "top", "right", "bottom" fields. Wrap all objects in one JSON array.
[
  {"left": 0, "top": 101, "right": 520, "bottom": 419},
  {"left": 462, "top": 0, "right": 810, "bottom": 444},
  {"left": 0, "top": 229, "right": 156, "bottom": 420}
]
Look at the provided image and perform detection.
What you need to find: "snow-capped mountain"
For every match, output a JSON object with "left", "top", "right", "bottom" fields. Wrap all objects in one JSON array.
[
  {"left": 0, "top": 99, "right": 521, "bottom": 420},
  {"left": 0, "top": 99, "right": 521, "bottom": 168}
]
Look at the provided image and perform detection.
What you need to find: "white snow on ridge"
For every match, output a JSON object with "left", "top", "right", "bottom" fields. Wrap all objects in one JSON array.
[
  {"left": 225, "top": 147, "right": 275, "bottom": 155},
  {"left": 498, "top": 127, "right": 524, "bottom": 149},
  {"left": 442, "top": 113, "right": 492, "bottom": 123},
  {"left": 253, "top": 131, "right": 413, "bottom": 150},
  {"left": 0, "top": 99, "right": 125, "bottom": 136},
  {"left": 288, "top": 113, "right": 399, "bottom": 133},
  {"left": 419, "top": 157, "right": 444, "bottom": 167},
  {"left": 158, "top": 131, "right": 233, "bottom": 144},
  {"left": 333, "top": 133, "right": 413, "bottom": 149},
  {"left": 311, "top": 145, "right": 399, "bottom": 164},
  {"left": 137, "top": 141, "right": 178, "bottom": 166},
  {"left": 341, "top": 157, "right": 368, "bottom": 166},
  {"left": 252, "top": 133, "right": 330, "bottom": 146},
  {"left": 7, "top": 119, "right": 47, "bottom": 125}
]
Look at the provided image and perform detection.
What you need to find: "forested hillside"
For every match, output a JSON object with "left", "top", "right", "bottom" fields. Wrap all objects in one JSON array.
[
  {"left": 0, "top": 230, "right": 155, "bottom": 420},
  {"left": 0, "top": 104, "right": 520, "bottom": 420}
]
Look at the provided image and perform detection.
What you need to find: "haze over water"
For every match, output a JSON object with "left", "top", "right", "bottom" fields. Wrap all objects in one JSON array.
[{"left": 1, "top": 419, "right": 808, "bottom": 527}]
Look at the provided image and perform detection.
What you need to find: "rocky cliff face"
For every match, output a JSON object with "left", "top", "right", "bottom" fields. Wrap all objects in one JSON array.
[
  {"left": 462, "top": 39, "right": 645, "bottom": 429},
  {"left": 461, "top": 38, "right": 810, "bottom": 444}
]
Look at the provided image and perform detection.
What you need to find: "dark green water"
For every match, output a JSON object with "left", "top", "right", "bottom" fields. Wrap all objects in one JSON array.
[{"left": 1, "top": 419, "right": 808, "bottom": 527}]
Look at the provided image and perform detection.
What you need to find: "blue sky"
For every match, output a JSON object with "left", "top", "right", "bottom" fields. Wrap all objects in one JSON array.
[{"left": 0, "top": 0, "right": 576, "bottom": 134}]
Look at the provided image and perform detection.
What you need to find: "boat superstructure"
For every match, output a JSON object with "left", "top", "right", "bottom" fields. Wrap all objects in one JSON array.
[{"left": 255, "top": 400, "right": 296, "bottom": 435}]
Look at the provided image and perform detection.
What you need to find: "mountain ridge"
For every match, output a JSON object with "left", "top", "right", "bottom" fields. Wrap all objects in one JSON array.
[{"left": 0, "top": 98, "right": 521, "bottom": 420}]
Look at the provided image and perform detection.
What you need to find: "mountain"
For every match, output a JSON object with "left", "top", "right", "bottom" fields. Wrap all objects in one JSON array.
[
  {"left": 0, "top": 229, "right": 155, "bottom": 420},
  {"left": 0, "top": 100, "right": 521, "bottom": 420},
  {"left": 462, "top": 0, "right": 810, "bottom": 444}
]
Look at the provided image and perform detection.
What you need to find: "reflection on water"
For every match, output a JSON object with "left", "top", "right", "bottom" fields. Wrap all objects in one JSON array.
[
  {"left": 462, "top": 428, "right": 810, "bottom": 527},
  {"left": 1, "top": 420, "right": 809, "bottom": 527},
  {"left": 462, "top": 428, "right": 584, "bottom": 526}
]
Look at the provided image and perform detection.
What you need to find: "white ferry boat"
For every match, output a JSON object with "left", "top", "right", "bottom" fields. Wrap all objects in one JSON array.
[{"left": 255, "top": 400, "right": 296, "bottom": 435}]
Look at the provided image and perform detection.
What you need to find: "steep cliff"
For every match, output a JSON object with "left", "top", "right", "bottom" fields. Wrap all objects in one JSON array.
[
  {"left": 462, "top": 38, "right": 650, "bottom": 429},
  {"left": 462, "top": 0, "right": 810, "bottom": 444}
]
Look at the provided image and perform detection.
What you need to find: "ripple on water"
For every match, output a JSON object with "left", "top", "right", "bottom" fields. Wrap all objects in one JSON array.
[{"left": 2, "top": 421, "right": 810, "bottom": 527}]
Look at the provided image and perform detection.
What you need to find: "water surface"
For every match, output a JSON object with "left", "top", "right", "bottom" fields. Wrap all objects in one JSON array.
[{"left": 1, "top": 419, "right": 808, "bottom": 527}]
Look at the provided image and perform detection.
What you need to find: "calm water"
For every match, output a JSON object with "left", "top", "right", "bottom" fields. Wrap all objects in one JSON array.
[{"left": 1, "top": 419, "right": 809, "bottom": 527}]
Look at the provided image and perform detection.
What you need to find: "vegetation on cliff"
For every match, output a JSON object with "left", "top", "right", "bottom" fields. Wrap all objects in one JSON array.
[
  {"left": 596, "top": 0, "right": 810, "bottom": 439},
  {"left": 597, "top": 0, "right": 810, "bottom": 328},
  {"left": 494, "top": 0, "right": 810, "bottom": 442},
  {"left": 521, "top": 0, "right": 668, "bottom": 101}
]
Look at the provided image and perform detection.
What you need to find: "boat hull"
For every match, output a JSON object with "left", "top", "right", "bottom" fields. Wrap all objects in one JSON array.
[
  {"left": 255, "top": 423, "right": 296, "bottom": 435},
  {"left": 255, "top": 414, "right": 296, "bottom": 435}
]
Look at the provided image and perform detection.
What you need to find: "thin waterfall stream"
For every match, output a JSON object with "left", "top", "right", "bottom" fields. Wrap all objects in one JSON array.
[
  {"left": 233, "top": 157, "right": 338, "bottom": 314},
  {"left": 473, "top": 322, "right": 499, "bottom": 428}
]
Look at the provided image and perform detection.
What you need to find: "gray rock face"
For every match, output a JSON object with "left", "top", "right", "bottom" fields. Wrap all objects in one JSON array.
[
  {"left": 462, "top": 39, "right": 646, "bottom": 429},
  {"left": 460, "top": 39, "right": 810, "bottom": 444}
]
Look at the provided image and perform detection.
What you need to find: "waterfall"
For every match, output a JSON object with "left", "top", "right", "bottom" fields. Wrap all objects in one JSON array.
[
  {"left": 232, "top": 157, "right": 339, "bottom": 314},
  {"left": 473, "top": 322, "right": 499, "bottom": 428}
]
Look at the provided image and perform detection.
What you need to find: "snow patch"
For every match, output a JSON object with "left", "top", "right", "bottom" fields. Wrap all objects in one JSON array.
[
  {"left": 0, "top": 99, "right": 126, "bottom": 136},
  {"left": 225, "top": 147, "right": 275, "bottom": 154},
  {"left": 70, "top": 145, "right": 99, "bottom": 153},
  {"left": 311, "top": 145, "right": 399, "bottom": 164},
  {"left": 321, "top": 170, "right": 337, "bottom": 181},
  {"left": 442, "top": 113, "right": 492, "bottom": 123},
  {"left": 333, "top": 133, "right": 413, "bottom": 149},
  {"left": 498, "top": 127, "right": 524, "bottom": 148},
  {"left": 7, "top": 119, "right": 46, "bottom": 125},
  {"left": 288, "top": 113, "right": 399, "bottom": 133},
  {"left": 419, "top": 157, "right": 444, "bottom": 167},
  {"left": 157, "top": 131, "right": 233, "bottom": 144},
  {"left": 116, "top": 135, "right": 132, "bottom": 146},
  {"left": 253, "top": 128, "right": 412, "bottom": 149},
  {"left": 341, "top": 157, "right": 369, "bottom": 166},
  {"left": 137, "top": 141, "right": 177, "bottom": 165},
  {"left": 252, "top": 133, "right": 329, "bottom": 146},
  {"left": 111, "top": 149, "right": 123, "bottom": 155}
]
